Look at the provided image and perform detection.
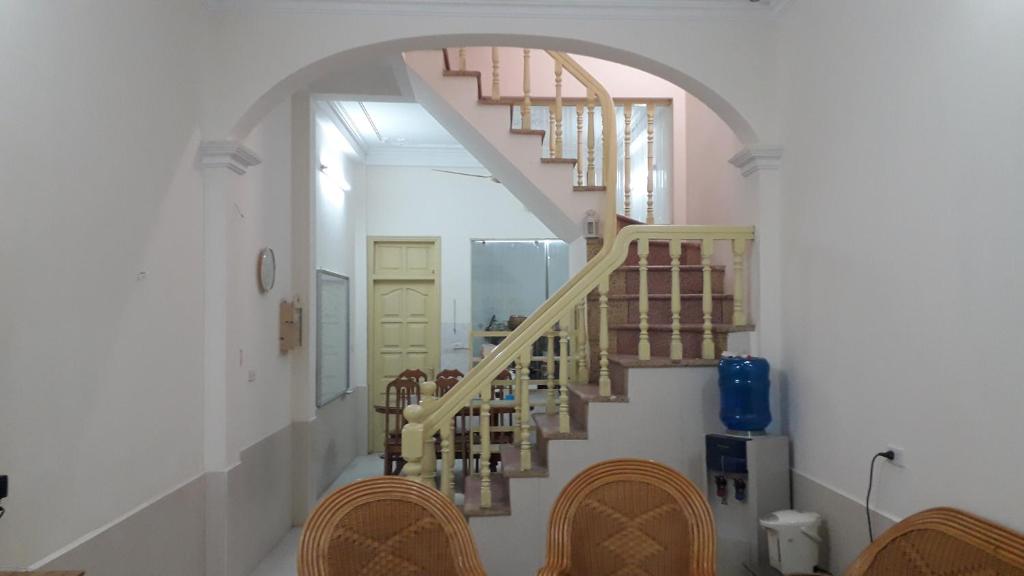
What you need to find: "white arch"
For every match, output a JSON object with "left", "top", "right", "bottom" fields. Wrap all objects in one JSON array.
[{"left": 201, "top": 11, "right": 780, "bottom": 145}]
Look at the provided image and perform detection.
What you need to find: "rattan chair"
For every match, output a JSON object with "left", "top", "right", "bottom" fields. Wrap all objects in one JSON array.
[
  {"left": 299, "top": 476, "right": 487, "bottom": 576},
  {"left": 538, "top": 459, "right": 715, "bottom": 576},
  {"left": 844, "top": 507, "right": 1024, "bottom": 576}
]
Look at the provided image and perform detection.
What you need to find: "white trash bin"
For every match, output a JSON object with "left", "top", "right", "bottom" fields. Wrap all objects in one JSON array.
[{"left": 760, "top": 510, "right": 822, "bottom": 574}]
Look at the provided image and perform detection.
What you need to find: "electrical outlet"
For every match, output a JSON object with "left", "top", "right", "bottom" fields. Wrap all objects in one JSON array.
[
  {"left": 0, "top": 475, "right": 8, "bottom": 500},
  {"left": 887, "top": 445, "right": 906, "bottom": 468}
]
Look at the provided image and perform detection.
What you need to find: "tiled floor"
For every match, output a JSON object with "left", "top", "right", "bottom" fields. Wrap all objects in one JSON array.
[{"left": 248, "top": 453, "right": 383, "bottom": 576}]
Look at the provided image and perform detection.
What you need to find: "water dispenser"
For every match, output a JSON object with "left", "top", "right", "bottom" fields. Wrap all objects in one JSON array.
[{"left": 706, "top": 433, "right": 790, "bottom": 575}]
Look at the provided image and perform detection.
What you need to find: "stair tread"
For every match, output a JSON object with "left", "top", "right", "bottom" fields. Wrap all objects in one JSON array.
[
  {"left": 462, "top": 474, "right": 511, "bottom": 517},
  {"left": 617, "top": 264, "right": 725, "bottom": 271},
  {"left": 574, "top": 185, "right": 607, "bottom": 192},
  {"left": 533, "top": 413, "right": 587, "bottom": 440},
  {"left": 594, "top": 293, "right": 734, "bottom": 300},
  {"left": 608, "top": 354, "right": 719, "bottom": 368},
  {"left": 617, "top": 214, "right": 646, "bottom": 227},
  {"left": 443, "top": 70, "right": 481, "bottom": 78},
  {"left": 609, "top": 323, "right": 755, "bottom": 332},
  {"left": 511, "top": 128, "right": 546, "bottom": 137},
  {"left": 569, "top": 383, "right": 628, "bottom": 403},
  {"left": 499, "top": 444, "right": 548, "bottom": 478},
  {"left": 541, "top": 157, "right": 576, "bottom": 165}
]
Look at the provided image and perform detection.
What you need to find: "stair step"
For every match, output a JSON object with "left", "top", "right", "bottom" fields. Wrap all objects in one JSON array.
[
  {"left": 499, "top": 444, "right": 548, "bottom": 478},
  {"left": 441, "top": 69, "right": 483, "bottom": 99},
  {"left": 569, "top": 382, "right": 628, "bottom": 403},
  {"left": 574, "top": 185, "right": 607, "bottom": 192},
  {"left": 510, "top": 128, "right": 545, "bottom": 137},
  {"left": 533, "top": 413, "right": 587, "bottom": 441},
  {"left": 462, "top": 474, "right": 511, "bottom": 518},
  {"left": 608, "top": 354, "right": 718, "bottom": 368},
  {"left": 541, "top": 157, "right": 576, "bottom": 165}
]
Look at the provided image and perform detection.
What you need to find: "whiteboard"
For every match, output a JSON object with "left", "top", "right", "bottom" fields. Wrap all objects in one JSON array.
[{"left": 316, "top": 270, "right": 350, "bottom": 407}]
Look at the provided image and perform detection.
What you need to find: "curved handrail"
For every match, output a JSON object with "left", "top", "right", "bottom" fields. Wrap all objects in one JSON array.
[
  {"left": 546, "top": 51, "right": 619, "bottom": 244},
  {"left": 403, "top": 224, "right": 754, "bottom": 457}
]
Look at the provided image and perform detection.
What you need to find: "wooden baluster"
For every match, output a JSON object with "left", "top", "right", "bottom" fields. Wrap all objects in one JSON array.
[
  {"left": 575, "top": 104, "right": 584, "bottom": 186},
  {"left": 598, "top": 277, "right": 611, "bottom": 396},
  {"left": 401, "top": 403, "right": 427, "bottom": 486},
  {"left": 440, "top": 415, "right": 455, "bottom": 500},
  {"left": 646, "top": 104, "right": 656, "bottom": 224},
  {"left": 586, "top": 89, "right": 596, "bottom": 186},
  {"left": 559, "top": 313, "right": 571, "bottom": 433},
  {"left": 545, "top": 332, "right": 556, "bottom": 414},
  {"left": 623, "top": 103, "right": 633, "bottom": 218},
  {"left": 554, "top": 61, "right": 563, "bottom": 157},
  {"left": 458, "top": 48, "right": 466, "bottom": 71},
  {"left": 479, "top": 393, "right": 492, "bottom": 508},
  {"left": 638, "top": 238, "right": 651, "bottom": 361},
  {"left": 732, "top": 238, "right": 747, "bottom": 326},
  {"left": 491, "top": 47, "right": 500, "bottom": 101},
  {"left": 521, "top": 49, "right": 532, "bottom": 129},
  {"left": 573, "top": 301, "right": 589, "bottom": 381},
  {"left": 581, "top": 298, "right": 591, "bottom": 382},
  {"left": 548, "top": 105, "right": 556, "bottom": 158},
  {"left": 670, "top": 239, "right": 683, "bottom": 361},
  {"left": 518, "top": 350, "right": 532, "bottom": 471},
  {"left": 701, "top": 239, "right": 716, "bottom": 360},
  {"left": 419, "top": 381, "right": 437, "bottom": 487}
]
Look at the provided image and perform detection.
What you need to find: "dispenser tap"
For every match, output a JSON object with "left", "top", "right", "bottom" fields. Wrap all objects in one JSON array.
[
  {"left": 715, "top": 475, "right": 729, "bottom": 504},
  {"left": 733, "top": 477, "right": 747, "bottom": 502}
]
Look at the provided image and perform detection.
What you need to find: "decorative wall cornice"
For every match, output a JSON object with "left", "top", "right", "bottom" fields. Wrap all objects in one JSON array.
[
  {"left": 206, "top": 0, "right": 780, "bottom": 20},
  {"left": 198, "top": 140, "right": 262, "bottom": 175},
  {"left": 729, "top": 145, "right": 783, "bottom": 177}
]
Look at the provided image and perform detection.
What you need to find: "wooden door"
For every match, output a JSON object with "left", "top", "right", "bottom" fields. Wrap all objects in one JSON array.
[{"left": 369, "top": 239, "right": 440, "bottom": 451}]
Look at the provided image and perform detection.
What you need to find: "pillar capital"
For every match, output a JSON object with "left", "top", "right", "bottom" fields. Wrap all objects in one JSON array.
[
  {"left": 198, "top": 140, "right": 261, "bottom": 175},
  {"left": 729, "top": 145, "right": 783, "bottom": 177}
]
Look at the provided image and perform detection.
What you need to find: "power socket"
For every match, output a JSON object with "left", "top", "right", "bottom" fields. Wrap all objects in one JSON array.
[
  {"left": 0, "top": 475, "right": 7, "bottom": 500},
  {"left": 886, "top": 445, "right": 906, "bottom": 468}
]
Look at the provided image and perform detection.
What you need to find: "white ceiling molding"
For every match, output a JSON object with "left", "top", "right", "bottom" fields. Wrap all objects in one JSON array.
[
  {"left": 198, "top": 140, "right": 262, "bottom": 175},
  {"left": 365, "top": 145, "right": 483, "bottom": 168},
  {"left": 208, "top": 0, "right": 778, "bottom": 20},
  {"left": 319, "top": 100, "right": 367, "bottom": 158},
  {"left": 729, "top": 145, "right": 783, "bottom": 177}
]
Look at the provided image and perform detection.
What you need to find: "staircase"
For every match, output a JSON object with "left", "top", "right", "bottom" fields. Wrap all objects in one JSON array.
[{"left": 398, "top": 47, "right": 756, "bottom": 575}]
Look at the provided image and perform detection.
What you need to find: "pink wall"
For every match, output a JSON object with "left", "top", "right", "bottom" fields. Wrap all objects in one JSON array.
[{"left": 461, "top": 47, "right": 688, "bottom": 222}]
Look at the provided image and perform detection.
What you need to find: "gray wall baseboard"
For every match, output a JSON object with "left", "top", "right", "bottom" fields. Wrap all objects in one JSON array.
[
  {"left": 792, "top": 469, "right": 898, "bottom": 573},
  {"left": 312, "top": 387, "right": 368, "bottom": 498},
  {"left": 39, "top": 474, "right": 206, "bottom": 576}
]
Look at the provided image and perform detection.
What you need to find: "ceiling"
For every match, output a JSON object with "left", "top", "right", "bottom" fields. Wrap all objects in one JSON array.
[
  {"left": 330, "top": 101, "right": 482, "bottom": 167},
  {"left": 210, "top": 0, "right": 783, "bottom": 16}
]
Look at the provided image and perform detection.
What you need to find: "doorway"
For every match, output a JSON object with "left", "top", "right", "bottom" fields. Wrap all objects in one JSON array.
[{"left": 367, "top": 237, "right": 441, "bottom": 451}]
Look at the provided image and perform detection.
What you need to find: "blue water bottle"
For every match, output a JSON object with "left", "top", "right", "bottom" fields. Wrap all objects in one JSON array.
[{"left": 718, "top": 356, "right": 771, "bottom": 432}]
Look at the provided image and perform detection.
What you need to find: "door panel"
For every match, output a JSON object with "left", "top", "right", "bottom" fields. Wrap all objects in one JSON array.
[{"left": 369, "top": 239, "right": 439, "bottom": 452}]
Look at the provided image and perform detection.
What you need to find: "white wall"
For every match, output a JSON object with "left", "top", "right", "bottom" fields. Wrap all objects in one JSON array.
[
  {"left": 365, "top": 165, "right": 556, "bottom": 372},
  {"left": 779, "top": 1, "right": 1024, "bottom": 570},
  {"left": 0, "top": 0, "right": 205, "bottom": 567},
  {"left": 227, "top": 99, "right": 295, "bottom": 458}
]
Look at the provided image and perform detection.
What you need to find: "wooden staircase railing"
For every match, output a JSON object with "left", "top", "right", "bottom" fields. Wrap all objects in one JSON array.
[{"left": 402, "top": 224, "right": 754, "bottom": 506}]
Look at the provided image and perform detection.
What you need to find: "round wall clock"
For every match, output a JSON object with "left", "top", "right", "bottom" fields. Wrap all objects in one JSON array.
[{"left": 257, "top": 248, "right": 276, "bottom": 293}]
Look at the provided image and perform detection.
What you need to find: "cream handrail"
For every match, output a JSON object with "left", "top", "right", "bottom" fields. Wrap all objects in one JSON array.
[
  {"left": 401, "top": 224, "right": 755, "bottom": 486},
  {"left": 546, "top": 51, "right": 618, "bottom": 244}
]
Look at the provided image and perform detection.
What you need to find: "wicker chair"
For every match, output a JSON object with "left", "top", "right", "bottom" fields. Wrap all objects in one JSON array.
[
  {"left": 538, "top": 459, "right": 715, "bottom": 576},
  {"left": 299, "top": 476, "right": 486, "bottom": 576},
  {"left": 843, "top": 507, "right": 1024, "bottom": 576}
]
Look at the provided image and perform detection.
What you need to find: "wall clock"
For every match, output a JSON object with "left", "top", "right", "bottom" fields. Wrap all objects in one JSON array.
[{"left": 257, "top": 248, "right": 276, "bottom": 293}]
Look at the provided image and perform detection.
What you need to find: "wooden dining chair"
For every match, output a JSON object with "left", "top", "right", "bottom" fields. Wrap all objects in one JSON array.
[
  {"left": 399, "top": 368, "right": 429, "bottom": 383},
  {"left": 435, "top": 369, "right": 464, "bottom": 396},
  {"left": 538, "top": 459, "right": 715, "bottom": 576},
  {"left": 843, "top": 507, "right": 1024, "bottom": 576},
  {"left": 299, "top": 476, "right": 486, "bottom": 576},
  {"left": 383, "top": 376, "right": 421, "bottom": 476}
]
